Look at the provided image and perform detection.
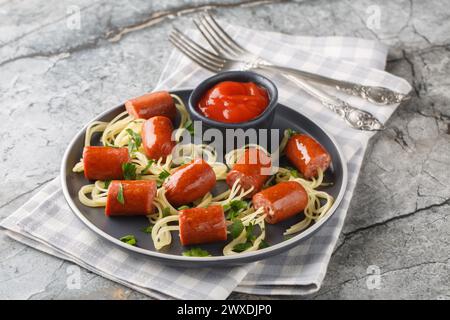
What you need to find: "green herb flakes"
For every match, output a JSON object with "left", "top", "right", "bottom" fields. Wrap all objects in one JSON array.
[
  {"left": 122, "top": 162, "right": 137, "bottom": 180},
  {"left": 119, "top": 235, "right": 136, "bottom": 246},
  {"left": 182, "top": 248, "right": 210, "bottom": 257},
  {"left": 117, "top": 182, "right": 125, "bottom": 205}
]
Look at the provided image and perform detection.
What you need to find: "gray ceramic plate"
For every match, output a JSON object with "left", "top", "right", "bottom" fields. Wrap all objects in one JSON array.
[{"left": 61, "top": 89, "right": 348, "bottom": 267}]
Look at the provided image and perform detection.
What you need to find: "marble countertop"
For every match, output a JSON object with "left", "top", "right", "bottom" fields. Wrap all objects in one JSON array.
[{"left": 1, "top": 0, "right": 449, "bottom": 300}]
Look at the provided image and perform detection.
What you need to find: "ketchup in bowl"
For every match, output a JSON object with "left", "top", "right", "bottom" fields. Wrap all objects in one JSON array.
[{"left": 198, "top": 81, "right": 269, "bottom": 123}]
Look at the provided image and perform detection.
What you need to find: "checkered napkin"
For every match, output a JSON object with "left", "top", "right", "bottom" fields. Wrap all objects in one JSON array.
[{"left": 0, "top": 22, "right": 411, "bottom": 299}]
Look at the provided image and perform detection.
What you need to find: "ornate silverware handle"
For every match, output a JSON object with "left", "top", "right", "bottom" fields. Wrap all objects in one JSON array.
[
  {"left": 257, "top": 63, "right": 410, "bottom": 105},
  {"left": 281, "top": 74, "right": 385, "bottom": 131}
]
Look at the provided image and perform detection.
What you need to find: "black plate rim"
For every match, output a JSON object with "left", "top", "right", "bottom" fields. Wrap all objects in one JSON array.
[{"left": 60, "top": 89, "right": 348, "bottom": 266}]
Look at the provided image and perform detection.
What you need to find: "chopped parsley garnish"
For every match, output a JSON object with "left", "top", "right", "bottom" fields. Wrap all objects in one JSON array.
[
  {"left": 182, "top": 248, "right": 211, "bottom": 257},
  {"left": 229, "top": 220, "right": 244, "bottom": 239},
  {"left": 245, "top": 223, "right": 256, "bottom": 242},
  {"left": 286, "top": 166, "right": 299, "bottom": 178},
  {"left": 185, "top": 120, "right": 194, "bottom": 135},
  {"left": 122, "top": 162, "right": 137, "bottom": 180},
  {"left": 224, "top": 200, "right": 248, "bottom": 220},
  {"left": 126, "top": 129, "right": 142, "bottom": 154},
  {"left": 232, "top": 242, "right": 253, "bottom": 253},
  {"left": 178, "top": 205, "right": 190, "bottom": 211},
  {"left": 157, "top": 170, "right": 170, "bottom": 187},
  {"left": 104, "top": 180, "right": 111, "bottom": 189},
  {"left": 159, "top": 170, "right": 170, "bottom": 180},
  {"left": 141, "top": 225, "right": 153, "bottom": 234},
  {"left": 231, "top": 223, "right": 261, "bottom": 253},
  {"left": 119, "top": 235, "right": 136, "bottom": 246},
  {"left": 286, "top": 128, "right": 297, "bottom": 137},
  {"left": 258, "top": 239, "right": 270, "bottom": 249},
  {"left": 290, "top": 168, "right": 299, "bottom": 178},
  {"left": 117, "top": 182, "right": 125, "bottom": 205}
]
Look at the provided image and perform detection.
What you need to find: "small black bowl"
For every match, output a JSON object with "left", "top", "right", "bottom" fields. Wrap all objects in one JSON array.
[{"left": 188, "top": 71, "right": 278, "bottom": 133}]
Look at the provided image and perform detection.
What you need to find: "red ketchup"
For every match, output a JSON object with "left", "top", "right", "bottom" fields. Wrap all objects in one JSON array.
[{"left": 198, "top": 81, "right": 269, "bottom": 123}]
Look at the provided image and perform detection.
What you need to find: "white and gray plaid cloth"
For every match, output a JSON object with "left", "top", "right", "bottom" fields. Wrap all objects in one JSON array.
[{"left": 0, "top": 22, "right": 411, "bottom": 299}]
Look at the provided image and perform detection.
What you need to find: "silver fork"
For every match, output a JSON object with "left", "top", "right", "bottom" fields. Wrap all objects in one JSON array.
[
  {"left": 169, "top": 27, "right": 384, "bottom": 131},
  {"left": 194, "top": 12, "right": 408, "bottom": 106}
]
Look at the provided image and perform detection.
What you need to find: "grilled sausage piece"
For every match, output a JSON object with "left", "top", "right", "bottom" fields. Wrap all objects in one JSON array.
[
  {"left": 163, "top": 159, "right": 216, "bottom": 207},
  {"left": 226, "top": 148, "right": 272, "bottom": 197},
  {"left": 141, "top": 116, "right": 176, "bottom": 160},
  {"left": 179, "top": 205, "right": 227, "bottom": 246},
  {"left": 125, "top": 91, "right": 176, "bottom": 121},
  {"left": 252, "top": 181, "right": 308, "bottom": 224},
  {"left": 105, "top": 180, "right": 157, "bottom": 216},
  {"left": 285, "top": 133, "right": 331, "bottom": 179},
  {"left": 83, "top": 146, "right": 130, "bottom": 180}
]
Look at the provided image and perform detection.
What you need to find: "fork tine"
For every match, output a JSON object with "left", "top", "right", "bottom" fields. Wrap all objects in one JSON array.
[
  {"left": 193, "top": 17, "right": 237, "bottom": 58},
  {"left": 192, "top": 18, "right": 225, "bottom": 55},
  {"left": 169, "top": 34, "right": 222, "bottom": 72},
  {"left": 169, "top": 38, "right": 219, "bottom": 73},
  {"left": 170, "top": 32, "right": 225, "bottom": 70},
  {"left": 203, "top": 12, "right": 247, "bottom": 55},
  {"left": 169, "top": 35, "right": 221, "bottom": 73},
  {"left": 171, "top": 28, "right": 226, "bottom": 65}
]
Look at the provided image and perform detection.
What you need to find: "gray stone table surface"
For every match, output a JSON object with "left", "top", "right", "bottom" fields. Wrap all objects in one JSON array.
[{"left": 0, "top": 0, "right": 449, "bottom": 300}]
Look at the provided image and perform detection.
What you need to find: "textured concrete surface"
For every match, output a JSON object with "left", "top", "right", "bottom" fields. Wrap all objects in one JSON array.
[{"left": 0, "top": 0, "right": 449, "bottom": 300}]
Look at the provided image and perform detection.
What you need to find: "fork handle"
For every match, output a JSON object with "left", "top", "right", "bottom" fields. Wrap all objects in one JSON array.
[
  {"left": 280, "top": 74, "right": 385, "bottom": 131},
  {"left": 257, "top": 63, "right": 409, "bottom": 105}
]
